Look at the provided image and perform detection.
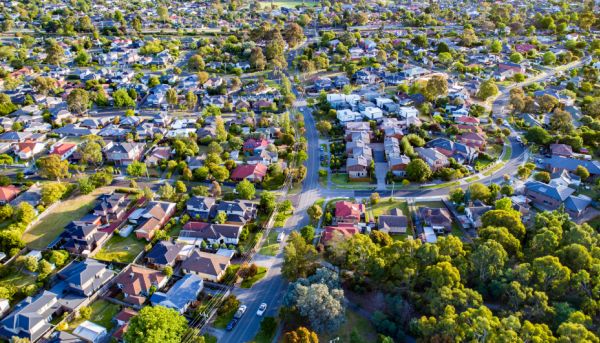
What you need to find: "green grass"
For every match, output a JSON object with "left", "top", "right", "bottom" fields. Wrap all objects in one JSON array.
[
  {"left": 421, "top": 181, "right": 460, "bottom": 189},
  {"left": 502, "top": 145, "right": 512, "bottom": 161},
  {"left": 465, "top": 176, "right": 479, "bottom": 183},
  {"left": 259, "top": 230, "right": 280, "bottom": 256},
  {"left": 259, "top": 0, "right": 318, "bottom": 8},
  {"left": 214, "top": 308, "right": 237, "bottom": 329},
  {"left": 203, "top": 334, "right": 217, "bottom": 343},
  {"left": 93, "top": 234, "right": 146, "bottom": 263},
  {"left": 319, "top": 309, "right": 378, "bottom": 343},
  {"left": 371, "top": 200, "right": 408, "bottom": 218},
  {"left": 68, "top": 300, "right": 121, "bottom": 332},
  {"left": 589, "top": 216, "right": 600, "bottom": 230},
  {"left": 331, "top": 173, "right": 374, "bottom": 189},
  {"left": 482, "top": 162, "right": 505, "bottom": 176},
  {"left": 451, "top": 223, "right": 464, "bottom": 238},
  {"left": 416, "top": 201, "right": 445, "bottom": 208},
  {"left": 241, "top": 266, "right": 268, "bottom": 288},
  {"left": 252, "top": 317, "right": 277, "bottom": 343},
  {"left": 274, "top": 211, "right": 292, "bottom": 227},
  {"left": 0, "top": 269, "right": 37, "bottom": 290},
  {"left": 23, "top": 188, "right": 105, "bottom": 249}
]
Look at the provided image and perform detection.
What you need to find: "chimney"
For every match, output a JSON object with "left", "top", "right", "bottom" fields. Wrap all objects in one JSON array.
[{"left": 130, "top": 272, "right": 134, "bottom": 279}]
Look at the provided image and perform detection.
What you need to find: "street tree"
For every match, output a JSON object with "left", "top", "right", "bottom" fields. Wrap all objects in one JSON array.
[
  {"left": 127, "top": 161, "right": 147, "bottom": 178},
  {"left": 124, "top": 306, "right": 187, "bottom": 343},
  {"left": 67, "top": 89, "right": 90, "bottom": 115},
  {"left": 236, "top": 179, "right": 256, "bottom": 200},
  {"left": 477, "top": 78, "right": 499, "bottom": 100},
  {"left": 406, "top": 159, "right": 432, "bottom": 182},
  {"left": 282, "top": 231, "right": 318, "bottom": 280},
  {"left": 307, "top": 204, "right": 323, "bottom": 223},
  {"left": 37, "top": 155, "right": 69, "bottom": 181}
]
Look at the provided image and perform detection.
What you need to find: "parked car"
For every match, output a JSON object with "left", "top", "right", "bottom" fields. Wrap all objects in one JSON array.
[
  {"left": 234, "top": 305, "right": 247, "bottom": 319},
  {"left": 226, "top": 318, "right": 239, "bottom": 331},
  {"left": 257, "top": 303, "right": 267, "bottom": 316}
]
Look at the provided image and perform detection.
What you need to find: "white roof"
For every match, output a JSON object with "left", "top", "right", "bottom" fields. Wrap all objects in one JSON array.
[
  {"left": 423, "top": 227, "right": 438, "bottom": 243},
  {"left": 73, "top": 320, "right": 107, "bottom": 341}
]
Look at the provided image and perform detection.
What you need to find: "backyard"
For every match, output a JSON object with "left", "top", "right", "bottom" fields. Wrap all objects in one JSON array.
[
  {"left": 93, "top": 234, "right": 146, "bottom": 264},
  {"left": 22, "top": 187, "right": 109, "bottom": 249},
  {"left": 67, "top": 299, "right": 121, "bottom": 332}
]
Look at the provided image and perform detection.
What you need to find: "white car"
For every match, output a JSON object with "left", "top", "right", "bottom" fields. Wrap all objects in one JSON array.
[{"left": 256, "top": 303, "right": 267, "bottom": 316}]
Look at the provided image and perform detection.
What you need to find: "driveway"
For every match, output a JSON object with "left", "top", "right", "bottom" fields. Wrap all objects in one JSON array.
[{"left": 375, "top": 162, "right": 388, "bottom": 190}]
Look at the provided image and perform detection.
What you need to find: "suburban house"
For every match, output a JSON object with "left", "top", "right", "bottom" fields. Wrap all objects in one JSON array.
[
  {"left": 464, "top": 202, "right": 493, "bottom": 229},
  {"left": 13, "top": 141, "right": 45, "bottom": 160},
  {"left": 415, "top": 147, "right": 450, "bottom": 171},
  {"left": 133, "top": 201, "right": 176, "bottom": 241},
  {"left": 0, "top": 291, "right": 59, "bottom": 341},
  {"left": 230, "top": 163, "right": 268, "bottom": 182},
  {"left": 426, "top": 138, "right": 478, "bottom": 164},
  {"left": 56, "top": 259, "right": 115, "bottom": 297},
  {"left": 114, "top": 265, "right": 168, "bottom": 305},
  {"left": 93, "top": 192, "right": 129, "bottom": 224},
  {"left": 243, "top": 138, "right": 269, "bottom": 155},
  {"left": 178, "top": 222, "right": 244, "bottom": 246},
  {"left": 186, "top": 196, "right": 217, "bottom": 220},
  {"left": 105, "top": 142, "right": 145, "bottom": 166},
  {"left": 112, "top": 308, "right": 137, "bottom": 342},
  {"left": 457, "top": 132, "right": 486, "bottom": 150},
  {"left": 144, "top": 146, "right": 172, "bottom": 166},
  {"left": 321, "top": 224, "right": 360, "bottom": 244},
  {"left": 419, "top": 207, "right": 453, "bottom": 233},
  {"left": 59, "top": 214, "right": 108, "bottom": 255},
  {"left": 524, "top": 181, "right": 591, "bottom": 219},
  {"left": 181, "top": 250, "right": 231, "bottom": 282},
  {"left": 145, "top": 241, "right": 186, "bottom": 269},
  {"left": 215, "top": 200, "right": 257, "bottom": 224},
  {"left": 550, "top": 143, "right": 573, "bottom": 157},
  {"left": 541, "top": 156, "right": 600, "bottom": 177},
  {"left": 335, "top": 201, "right": 365, "bottom": 224},
  {"left": 377, "top": 208, "right": 408, "bottom": 234},
  {"left": 0, "top": 185, "right": 20, "bottom": 204},
  {"left": 50, "top": 142, "right": 78, "bottom": 160},
  {"left": 150, "top": 274, "right": 203, "bottom": 314},
  {"left": 346, "top": 155, "right": 369, "bottom": 179}
]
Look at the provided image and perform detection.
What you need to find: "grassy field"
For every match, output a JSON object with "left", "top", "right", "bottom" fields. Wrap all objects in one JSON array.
[
  {"left": 93, "top": 234, "right": 146, "bottom": 263},
  {"left": 259, "top": 230, "right": 280, "bottom": 256},
  {"left": 68, "top": 300, "right": 121, "bottom": 332},
  {"left": 319, "top": 309, "right": 378, "bottom": 343},
  {"left": 0, "top": 270, "right": 37, "bottom": 290},
  {"left": 23, "top": 188, "right": 107, "bottom": 249},
  {"left": 241, "top": 266, "right": 268, "bottom": 288}
]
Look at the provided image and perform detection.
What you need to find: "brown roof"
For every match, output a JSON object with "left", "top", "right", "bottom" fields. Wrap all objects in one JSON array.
[
  {"left": 0, "top": 185, "right": 20, "bottom": 202},
  {"left": 181, "top": 250, "right": 230, "bottom": 278},
  {"left": 114, "top": 265, "right": 166, "bottom": 297}
]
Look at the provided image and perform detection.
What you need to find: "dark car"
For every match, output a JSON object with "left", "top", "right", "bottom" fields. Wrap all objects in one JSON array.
[{"left": 226, "top": 318, "right": 239, "bottom": 331}]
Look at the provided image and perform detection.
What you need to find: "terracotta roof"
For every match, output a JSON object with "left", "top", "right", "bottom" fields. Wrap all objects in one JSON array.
[
  {"left": 0, "top": 185, "right": 20, "bottom": 202},
  {"left": 230, "top": 163, "right": 268, "bottom": 180},
  {"left": 335, "top": 201, "right": 364, "bottom": 219},
  {"left": 321, "top": 224, "right": 359, "bottom": 243},
  {"left": 114, "top": 265, "right": 166, "bottom": 298},
  {"left": 51, "top": 143, "right": 77, "bottom": 156}
]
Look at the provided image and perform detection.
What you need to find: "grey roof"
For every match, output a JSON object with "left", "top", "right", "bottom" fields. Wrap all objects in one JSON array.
[
  {"left": 150, "top": 274, "right": 203, "bottom": 312},
  {"left": 146, "top": 241, "right": 183, "bottom": 266},
  {"left": 56, "top": 259, "right": 114, "bottom": 296},
  {"left": 525, "top": 181, "right": 575, "bottom": 201},
  {"left": 565, "top": 195, "right": 592, "bottom": 213},
  {"left": 1, "top": 291, "right": 59, "bottom": 341},
  {"left": 544, "top": 156, "right": 600, "bottom": 175}
]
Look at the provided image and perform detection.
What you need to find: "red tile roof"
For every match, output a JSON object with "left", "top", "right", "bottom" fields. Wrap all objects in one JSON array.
[
  {"left": 183, "top": 221, "right": 211, "bottom": 231},
  {"left": 230, "top": 163, "right": 268, "bottom": 180},
  {"left": 335, "top": 201, "right": 364, "bottom": 220},
  {"left": 51, "top": 143, "right": 77, "bottom": 156},
  {"left": 321, "top": 224, "right": 359, "bottom": 243},
  {"left": 0, "top": 185, "right": 20, "bottom": 203}
]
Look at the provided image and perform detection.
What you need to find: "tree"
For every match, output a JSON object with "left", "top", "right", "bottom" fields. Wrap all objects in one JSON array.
[
  {"left": 406, "top": 159, "right": 432, "bottom": 182},
  {"left": 543, "top": 51, "right": 556, "bottom": 65},
  {"left": 575, "top": 166, "right": 590, "bottom": 180},
  {"left": 286, "top": 281, "right": 345, "bottom": 333},
  {"left": 163, "top": 266, "right": 173, "bottom": 277},
  {"left": 490, "top": 40, "right": 502, "bottom": 53},
  {"left": 158, "top": 183, "right": 176, "bottom": 201},
  {"left": 188, "top": 54, "right": 205, "bottom": 71},
  {"left": 127, "top": 161, "right": 147, "bottom": 178},
  {"left": 157, "top": 6, "right": 169, "bottom": 23},
  {"left": 215, "top": 116, "right": 227, "bottom": 142},
  {"left": 113, "top": 89, "right": 136, "bottom": 107},
  {"left": 316, "top": 121, "right": 332, "bottom": 135},
  {"left": 282, "top": 232, "right": 318, "bottom": 280},
  {"left": 78, "top": 177, "right": 95, "bottom": 194},
  {"left": 17, "top": 255, "right": 38, "bottom": 272},
  {"left": 307, "top": 204, "right": 323, "bottom": 223},
  {"left": 525, "top": 126, "right": 551, "bottom": 145},
  {"left": 166, "top": 89, "right": 178, "bottom": 109},
  {"left": 284, "top": 327, "right": 319, "bottom": 343},
  {"left": 41, "top": 182, "right": 68, "bottom": 205},
  {"left": 45, "top": 40, "right": 65, "bottom": 65},
  {"left": 284, "top": 23, "right": 305, "bottom": 48},
  {"left": 424, "top": 75, "right": 448, "bottom": 101},
  {"left": 300, "top": 225, "right": 315, "bottom": 243},
  {"left": 79, "top": 306, "right": 92, "bottom": 320},
  {"left": 67, "top": 88, "right": 90, "bottom": 115},
  {"left": 236, "top": 179, "right": 256, "bottom": 200},
  {"left": 481, "top": 209, "right": 526, "bottom": 240},
  {"left": 215, "top": 211, "right": 227, "bottom": 224},
  {"left": 370, "top": 193, "right": 380, "bottom": 205},
  {"left": 260, "top": 191, "right": 276, "bottom": 214},
  {"left": 510, "top": 52, "right": 523, "bottom": 63},
  {"left": 250, "top": 47, "right": 266, "bottom": 71},
  {"left": 534, "top": 171, "right": 551, "bottom": 183},
  {"left": 469, "top": 183, "right": 491, "bottom": 203},
  {"left": 550, "top": 109, "right": 572, "bottom": 133},
  {"left": 538, "top": 94, "right": 559, "bottom": 113},
  {"left": 31, "top": 76, "right": 56, "bottom": 96},
  {"left": 531, "top": 255, "right": 571, "bottom": 295},
  {"left": 449, "top": 188, "right": 465, "bottom": 204},
  {"left": 461, "top": 28, "right": 478, "bottom": 47},
  {"left": 438, "top": 52, "right": 453, "bottom": 65},
  {"left": 49, "top": 250, "right": 69, "bottom": 267},
  {"left": 124, "top": 306, "right": 187, "bottom": 343},
  {"left": 477, "top": 78, "right": 499, "bottom": 100},
  {"left": 80, "top": 137, "right": 103, "bottom": 166},
  {"left": 74, "top": 50, "right": 91, "bottom": 66},
  {"left": 185, "top": 91, "right": 197, "bottom": 111},
  {"left": 37, "top": 155, "right": 69, "bottom": 180}
]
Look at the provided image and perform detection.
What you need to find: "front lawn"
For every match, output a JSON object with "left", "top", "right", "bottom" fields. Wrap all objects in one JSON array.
[
  {"left": 371, "top": 200, "right": 408, "bottom": 218},
  {"left": 93, "top": 234, "right": 146, "bottom": 263},
  {"left": 68, "top": 300, "right": 121, "bottom": 332},
  {"left": 259, "top": 230, "right": 280, "bottom": 256},
  {"left": 241, "top": 266, "right": 268, "bottom": 288},
  {"left": 214, "top": 308, "right": 237, "bottom": 329},
  {"left": 319, "top": 309, "right": 377, "bottom": 343},
  {"left": 23, "top": 188, "right": 106, "bottom": 249}
]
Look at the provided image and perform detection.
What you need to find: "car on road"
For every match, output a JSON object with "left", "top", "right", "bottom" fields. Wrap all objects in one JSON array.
[
  {"left": 226, "top": 318, "right": 239, "bottom": 331},
  {"left": 234, "top": 305, "right": 247, "bottom": 319},
  {"left": 257, "top": 303, "right": 267, "bottom": 316}
]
